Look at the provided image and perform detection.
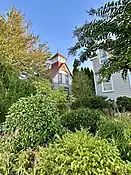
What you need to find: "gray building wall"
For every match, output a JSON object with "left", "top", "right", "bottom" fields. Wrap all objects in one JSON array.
[{"left": 92, "top": 58, "right": 131, "bottom": 100}]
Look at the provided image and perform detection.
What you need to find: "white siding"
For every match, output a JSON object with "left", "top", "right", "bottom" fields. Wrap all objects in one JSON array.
[
  {"left": 52, "top": 70, "right": 72, "bottom": 94},
  {"left": 92, "top": 58, "right": 131, "bottom": 100},
  {"left": 52, "top": 70, "right": 72, "bottom": 85}
]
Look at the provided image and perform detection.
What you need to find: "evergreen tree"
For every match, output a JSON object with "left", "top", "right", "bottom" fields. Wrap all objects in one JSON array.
[
  {"left": 72, "top": 59, "right": 95, "bottom": 108},
  {"left": 72, "top": 58, "right": 80, "bottom": 76}
]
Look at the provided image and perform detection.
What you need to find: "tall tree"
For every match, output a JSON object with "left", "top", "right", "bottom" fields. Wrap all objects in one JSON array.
[
  {"left": 72, "top": 58, "right": 80, "bottom": 76},
  {"left": 0, "top": 8, "right": 51, "bottom": 78},
  {"left": 69, "top": 0, "right": 131, "bottom": 80},
  {"left": 72, "top": 59, "right": 95, "bottom": 108},
  {"left": 72, "top": 70, "right": 94, "bottom": 100},
  {"left": 84, "top": 68, "right": 95, "bottom": 93},
  {"left": 0, "top": 8, "right": 51, "bottom": 123}
]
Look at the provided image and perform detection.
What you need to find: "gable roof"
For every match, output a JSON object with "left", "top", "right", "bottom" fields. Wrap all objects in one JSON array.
[
  {"left": 50, "top": 52, "right": 67, "bottom": 60},
  {"left": 48, "top": 62, "right": 72, "bottom": 78}
]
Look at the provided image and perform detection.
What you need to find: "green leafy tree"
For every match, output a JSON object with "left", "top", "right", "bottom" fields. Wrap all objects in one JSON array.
[
  {"left": 69, "top": 0, "right": 131, "bottom": 80},
  {"left": 0, "top": 8, "right": 51, "bottom": 77}
]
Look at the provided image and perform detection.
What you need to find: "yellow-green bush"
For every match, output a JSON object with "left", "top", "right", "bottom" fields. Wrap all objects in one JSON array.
[
  {"left": 0, "top": 130, "right": 130, "bottom": 175},
  {"left": 36, "top": 130, "right": 130, "bottom": 175}
]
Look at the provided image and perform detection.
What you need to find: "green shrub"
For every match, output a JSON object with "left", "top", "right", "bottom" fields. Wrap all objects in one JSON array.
[
  {"left": 0, "top": 147, "right": 35, "bottom": 174},
  {"left": 33, "top": 81, "right": 71, "bottom": 115},
  {"left": 0, "top": 151, "right": 16, "bottom": 174},
  {"left": 0, "top": 134, "right": 17, "bottom": 174},
  {"left": 0, "top": 133, "right": 19, "bottom": 154},
  {"left": 0, "top": 134, "right": 36, "bottom": 174},
  {"left": 61, "top": 108, "right": 101, "bottom": 134},
  {"left": 116, "top": 96, "right": 131, "bottom": 112},
  {"left": 4, "top": 93, "right": 63, "bottom": 149},
  {"left": 98, "top": 118, "right": 125, "bottom": 142},
  {"left": 98, "top": 117, "right": 131, "bottom": 162},
  {"left": 0, "top": 130, "right": 130, "bottom": 174},
  {"left": 72, "top": 96, "right": 113, "bottom": 112},
  {"left": 36, "top": 130, "right": 130, "bottom": 175},
  {"left": 12, "top": 149, "right": 36, "bottom": 174}
]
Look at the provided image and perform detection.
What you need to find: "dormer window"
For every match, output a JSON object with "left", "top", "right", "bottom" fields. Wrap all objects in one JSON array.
[
  {"left": 99, "top": 50, "right": 108, "bottom": 64},
  {"left": 58, "top": 73, "right": 62, "bottom": 84}
]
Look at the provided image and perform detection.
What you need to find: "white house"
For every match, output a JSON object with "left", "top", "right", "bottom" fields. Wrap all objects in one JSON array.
[
  {"left": 92, "top": 50, "right": 131, "bottom": 100},
  {"left": 47, "top": 53, "right": 72, "bottom": 94}
]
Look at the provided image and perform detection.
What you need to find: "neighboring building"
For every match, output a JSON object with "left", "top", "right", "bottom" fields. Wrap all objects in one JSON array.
[
  {"left": 46, "top": 53, "right": 72, "bottom": 94},
  {"left": 92, "top": 50, "right": 131, "bottom": 100}
]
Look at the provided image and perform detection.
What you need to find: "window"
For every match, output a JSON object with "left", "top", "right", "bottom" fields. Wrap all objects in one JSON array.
[
  {"left": 65, "top": 75, "right": 69, "bottom": 84},
  {"left": 99, "top": 50, "right": 108, "bottom": 64},
  {"left": 58, "top": 73, "right": 62, "bottom": 83},
  {"left": 102, "top": 78, "right": 114, "bottom": 92},
  {"left": 64, "top": 87, "right": 69, "bottom": 94},
  {"left": 128, "top": 71, "right": 131, "bottom": 86}
]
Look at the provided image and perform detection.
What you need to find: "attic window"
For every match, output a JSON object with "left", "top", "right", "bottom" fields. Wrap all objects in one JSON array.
[{"left": 58, "top": 73, "right": 62, "bottom": 84}]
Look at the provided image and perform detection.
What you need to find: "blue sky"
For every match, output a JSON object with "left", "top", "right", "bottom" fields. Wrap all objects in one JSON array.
[{"left": 0, "top": 0, "right": 108, "bottom": 70}]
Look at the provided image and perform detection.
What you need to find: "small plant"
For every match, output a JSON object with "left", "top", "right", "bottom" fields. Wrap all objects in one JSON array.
[{"left": 116, "top": 96, "right": 131, "bottom": 112}]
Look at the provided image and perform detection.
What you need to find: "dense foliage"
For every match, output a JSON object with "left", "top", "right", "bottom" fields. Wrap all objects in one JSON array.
[
  {"left": 0, "top": 6, "right": 131, "bottom": 175},
  {"left": 61, "top": 108, "right": 101, "bottom": 134},
  {"left": 4, "top": 93, "right": 63, "bottom": 149},
  {"left": 0, "top": 7, "right": 51, "bottom": 123},
  {"left": 0, "top": 63, "right": 36, "bottom": 123},
  {"left": 116, "top": 96, "right": 131, "bottom": 112},
  {"left": 72, "top": 70, "right": 94, "bottom": 99},
  {"left": 0, "top": 130, "right": 130, "bottom": 174},
  {"left": 72, "top": 59, "right": 95, "bottom": 108},
  {"left": 33, "top": 80, "right": 71, "bottom": 115},
  {"left": 72, "top": 95, "right": 113, "bottom": 112},
  {"left": 98, "top": 117, "right": 131, "bottom": 162},
  {"left": 0, "top": 8, "right": 51, "bottom": 77},
  {"left": 69, "top": 0, "right": 131, "bottom": 80},
  {"left": 36, "top": 130, "right": 131, "bottom": 175}
]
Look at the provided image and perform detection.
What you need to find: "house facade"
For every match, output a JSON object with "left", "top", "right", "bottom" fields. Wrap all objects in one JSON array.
[
  {"left": 46, "top": 53, "right": 72, "bottom": 94},
  {"left": 92, "top": 50, "right": 131, "bottom": 100}
]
